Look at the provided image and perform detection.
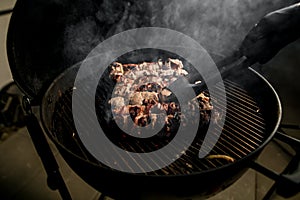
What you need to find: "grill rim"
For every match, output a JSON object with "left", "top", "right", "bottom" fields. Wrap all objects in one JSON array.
[
  {"left": 38, "top": 61, "right": 282, "bottom": 199},
  {"left": 40, "top": 64, "right": 282, "bottom": 178}
]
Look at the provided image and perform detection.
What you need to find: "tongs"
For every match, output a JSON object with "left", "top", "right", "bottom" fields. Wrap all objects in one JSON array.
[
  {"left": 163, "top": 51, "right": 256, "bottom": 104},
  {"left": 188, "top": 51, "right": 256, "bottom": 94}
]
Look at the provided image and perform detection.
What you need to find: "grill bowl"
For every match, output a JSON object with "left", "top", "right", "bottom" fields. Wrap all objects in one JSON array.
[{"left": 40, "top": 52, "right": 281, "bottom": 199}]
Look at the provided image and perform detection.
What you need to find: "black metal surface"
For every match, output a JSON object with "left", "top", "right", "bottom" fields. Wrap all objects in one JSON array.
[{"left": 6, "top": 0, "right": 151, "bottom": 100}]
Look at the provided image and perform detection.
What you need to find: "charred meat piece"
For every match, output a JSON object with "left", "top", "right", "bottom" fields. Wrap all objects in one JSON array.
[{"left": 107, "top": 58, "right": 214, "bottom": 137}]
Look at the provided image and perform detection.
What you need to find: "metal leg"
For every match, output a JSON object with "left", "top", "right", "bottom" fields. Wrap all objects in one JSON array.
[
  {"left": 252, "top": 129, "right": 300, "bottom": 199},
  {"left": 262, "top": 151, "right": 300, "bottom": 199},
  {"left": 0, "top": 9, "right": 13, "bottom": 16},
  {"left": 262, "top": 183, "right": 276, "bottom": 200},
  {"left": 274, "top": 130, "right": 300, "bottom": 152},
  {"left": 250, "top": 160, "right": 300, "bottom": 198},
  {"left": 23, "top": 97, "right": 72, "bottom": 200},
  {"left": 280, "top": 124, "right": 300, "bottom": 130}
]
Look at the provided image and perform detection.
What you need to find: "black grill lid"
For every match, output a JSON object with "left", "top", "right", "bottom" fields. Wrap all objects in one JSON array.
[
  {"left": 6, "top": 0, "right": 290, "bottom": 101},
  {"left": 6, "top": 0, "right": 118, "bottom": 101}
]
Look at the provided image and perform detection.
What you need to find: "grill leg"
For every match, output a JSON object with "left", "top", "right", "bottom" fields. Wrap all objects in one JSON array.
[
  {"left": 23, "top": 97, "right": 72, "bottom": 200},
  {"left": 280, "top": 124, "right": 300, "bottom": 130},
  {"left": 251, "top": 129, "right": 300, "bottom": 199}
]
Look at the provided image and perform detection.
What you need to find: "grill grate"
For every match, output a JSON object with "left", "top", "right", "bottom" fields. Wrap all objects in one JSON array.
[{"left": 51, "top": 79, "right": 266, "bottom": 175}]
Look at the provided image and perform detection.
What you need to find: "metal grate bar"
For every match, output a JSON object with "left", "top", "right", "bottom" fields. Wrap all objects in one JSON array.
[{"left": 51, "top": 78, "right": 268, "bottom": 175}]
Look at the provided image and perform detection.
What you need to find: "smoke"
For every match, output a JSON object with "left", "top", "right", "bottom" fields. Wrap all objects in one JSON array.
[
  {"left": 148, "top": 0, "right": 299, "bottom": 59},
  {"left": 64, "top": 16, "right": 104, "bottom": 63},
  {"left": 63, "top": 0, "right": 151, "bottom": 64},
  {"left": 62, "top": 0, "right": 298, "bottom": 65}
]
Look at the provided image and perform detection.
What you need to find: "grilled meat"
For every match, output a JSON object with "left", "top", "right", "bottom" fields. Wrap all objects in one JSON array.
[{"left": 108, "top": 58, "right": 213, "bottom": 137}]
